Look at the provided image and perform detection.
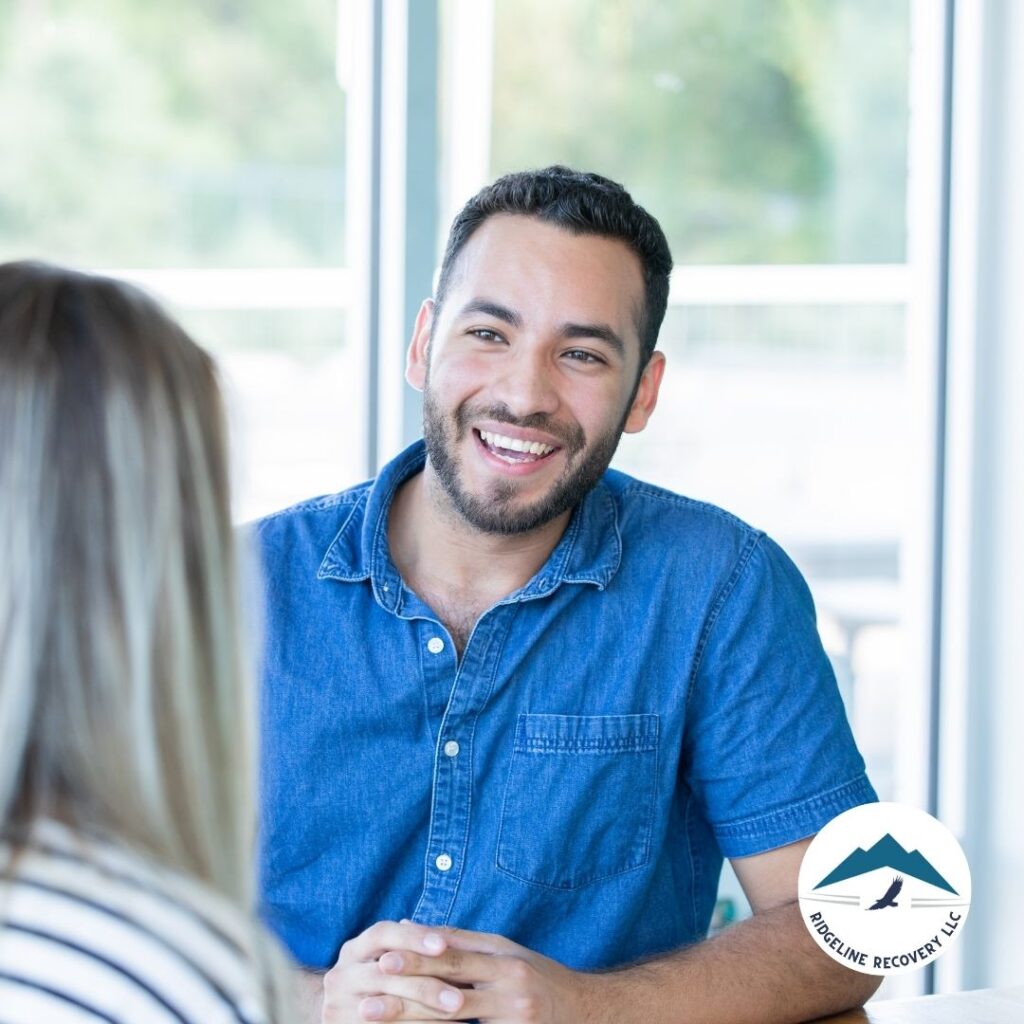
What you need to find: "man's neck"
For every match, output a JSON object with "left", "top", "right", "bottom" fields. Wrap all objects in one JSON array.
[{"left": 387, "top": 464, "right": 572, "bottom": 602}]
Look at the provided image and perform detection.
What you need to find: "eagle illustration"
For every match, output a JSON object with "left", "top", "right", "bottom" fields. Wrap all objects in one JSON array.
[{"left": 867, "top": 875, "right": 903, "bottom": 910}]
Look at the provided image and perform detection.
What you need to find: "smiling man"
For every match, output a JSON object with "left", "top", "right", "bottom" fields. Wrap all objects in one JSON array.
[{"left": 254, "top": 167, "right": 880, "bottom": 1023}]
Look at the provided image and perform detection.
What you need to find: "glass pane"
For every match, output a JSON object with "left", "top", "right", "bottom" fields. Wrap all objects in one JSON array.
[
  {"left": 175, "top": 308, "right": 365, "bottom": 522},
  {"left": 0, "top": 0, "right": 345, "bottom": 268},
  {"left": 489, "top": 0, "right": 909, "bottom": 264}
]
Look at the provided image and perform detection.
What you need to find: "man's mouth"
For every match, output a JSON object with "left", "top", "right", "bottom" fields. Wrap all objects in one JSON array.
[{"left": 474, "top": 428, "right": 560, "bottom": 465}]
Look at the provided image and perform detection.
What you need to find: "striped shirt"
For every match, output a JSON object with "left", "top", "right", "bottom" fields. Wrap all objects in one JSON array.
[{"left": 0, "top": 820, "right": 291, "bottom": 1024}]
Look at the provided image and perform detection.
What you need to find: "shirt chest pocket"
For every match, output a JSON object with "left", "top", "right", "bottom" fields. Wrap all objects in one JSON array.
[{"left": 495, "top": 713, "right": 659, "bottom": 891}]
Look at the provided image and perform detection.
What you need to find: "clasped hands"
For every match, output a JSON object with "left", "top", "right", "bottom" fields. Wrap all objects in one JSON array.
[{"left": 322, "top": 919, "right": 604, "bottom": 1023}]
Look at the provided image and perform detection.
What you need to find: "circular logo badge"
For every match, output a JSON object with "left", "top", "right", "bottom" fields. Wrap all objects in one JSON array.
[{"left": 798, "top": 802, "right": 971, "bottom": 975}]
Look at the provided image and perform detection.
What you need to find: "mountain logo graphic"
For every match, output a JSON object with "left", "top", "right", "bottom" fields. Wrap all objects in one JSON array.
[
  {"left": 797, "top": 803, "right": 971, "bottom": 976},
  {"left": 813, "top": 832, "right": 958, "bottom": 895}
]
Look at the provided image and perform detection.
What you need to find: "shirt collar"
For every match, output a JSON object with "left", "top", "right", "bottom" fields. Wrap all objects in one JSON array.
[{"left": 317, "top": 439, "right": 622, "bottom": 607}]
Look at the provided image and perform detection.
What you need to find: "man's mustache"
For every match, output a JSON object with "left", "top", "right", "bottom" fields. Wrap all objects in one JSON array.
[{"left": 454, "top": 402, "right": 586, "bottom": 454}]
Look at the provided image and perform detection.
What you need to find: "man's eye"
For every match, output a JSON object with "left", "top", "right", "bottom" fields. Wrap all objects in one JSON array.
[
  {"left": 564, "top": 349, "right": 605, "bottom": 364},
  {"left": 471, "top": 328, "right": 504, "bottom": 342}
]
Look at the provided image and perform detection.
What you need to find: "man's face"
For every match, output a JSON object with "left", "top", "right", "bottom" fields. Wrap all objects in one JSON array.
[{"left": 407, "top": 214, "right": 664, "bottom": 535}]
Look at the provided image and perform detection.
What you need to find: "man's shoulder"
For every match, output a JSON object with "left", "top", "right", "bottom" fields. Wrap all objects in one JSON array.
[
  {"left": 248, "top": 479, "right": 372, "bottom": 559},
  {"left": 254, "top": 480, "right": 371, "bottom": 527},
  {"left": 599, "top": 470, "right": 814, "bottom": 610},
  {"left": 602, "top": 467, "right": 763, "bottom": 548}
]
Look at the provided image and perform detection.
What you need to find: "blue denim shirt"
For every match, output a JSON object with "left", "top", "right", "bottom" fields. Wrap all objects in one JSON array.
[{"left": 254, "top": 440, "right": 876, "bottom": 971}]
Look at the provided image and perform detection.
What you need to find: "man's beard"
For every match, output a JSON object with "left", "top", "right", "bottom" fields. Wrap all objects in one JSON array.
[{"left": 422, "top": 387, "right": 630, "bottom": 536}]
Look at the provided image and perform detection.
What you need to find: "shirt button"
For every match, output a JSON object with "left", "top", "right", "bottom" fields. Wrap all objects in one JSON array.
[
  {"left": 435, "top": 853, "right": 453, "bottom": 872},
  {"left": 443, "top": 740, "right": 460, "bottom": 758},
  {"left": 426, "top": 637, "right": 445, "bottom": 654}
]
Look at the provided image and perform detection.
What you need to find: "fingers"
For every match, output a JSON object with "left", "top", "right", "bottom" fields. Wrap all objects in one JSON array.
[
  {"left": 358, "top": 951, "right": 531, "bottom": 1021},
  {"left": 356, "top": 981, "right": 503, "bottom": 1023},
  {"left": 437, "top": 926, "right": 520, "bottom": 956},
  {"left": 354, "top": 961, "right": 467, "bottom": 1016},
  {"left": 325, "top": 984, "right": 461, "bottom": 1023},
  {"left": 378, "top": 948, "right": 503, "bottom": 985},
  {"left": 324, "top": 921, "right": 524, "bottom": 1023},
  {"left": 357, "top": 990, "right": 469, "bottom": 1022},
  {"left": 337, "top": 920, "right": 448, "bottom": 965},
  {"left": 323, "top": 959, "right": 471, "bottom": 1022}
]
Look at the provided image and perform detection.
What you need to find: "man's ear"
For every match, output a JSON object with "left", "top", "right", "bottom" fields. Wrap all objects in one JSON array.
[
  {"left": 405, "top": 299, "right": 434, "bottom": 392},
  {"left": 623, "top": 351, "right": 666, "bottom": 434}
]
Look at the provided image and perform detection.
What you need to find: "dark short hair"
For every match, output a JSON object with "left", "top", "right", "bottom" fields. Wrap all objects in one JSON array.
[{"left": 435, "top": 166, "right": 673, "bottom": 368}]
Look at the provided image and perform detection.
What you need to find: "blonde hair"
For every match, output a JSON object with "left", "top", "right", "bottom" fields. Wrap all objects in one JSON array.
[{"left": 0, "top": 260, "right": 254, "bottom": 905}]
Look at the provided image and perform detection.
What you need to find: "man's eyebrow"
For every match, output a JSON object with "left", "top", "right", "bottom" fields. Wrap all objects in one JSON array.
[
  {"left": 456, "top": 299, "right": 523, "bottom": 328},
  {"left": 454, "top": 300, "right": 627, "bottom": 359},
  {"left": 561, "top": 322, "right": 626, "bottom": 359}
]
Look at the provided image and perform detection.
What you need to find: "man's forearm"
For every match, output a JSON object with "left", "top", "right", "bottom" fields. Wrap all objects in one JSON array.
[{"left": 585, "top": 901, "right": 880, "bottom": 1024}]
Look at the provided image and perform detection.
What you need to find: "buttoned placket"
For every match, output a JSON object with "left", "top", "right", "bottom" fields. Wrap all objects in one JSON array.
[
  {"left": 409, "top": 598, "right": 518, "bottom": 925},
  {"left": 373, "top": 539, "right": 584, "bottom": 925}
]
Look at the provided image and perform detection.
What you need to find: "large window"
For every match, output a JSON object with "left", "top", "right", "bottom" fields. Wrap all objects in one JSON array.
[
  {"left": 1, "top": 0, "right": 361, "bottom": 519},
  {"left": 488, "top": 0, "right": 908, "bottom": 266}
]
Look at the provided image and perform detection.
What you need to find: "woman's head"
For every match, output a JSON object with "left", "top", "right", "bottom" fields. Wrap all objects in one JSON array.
[{"left": 0, "top": 261, "right": 253, "bottom": 904}]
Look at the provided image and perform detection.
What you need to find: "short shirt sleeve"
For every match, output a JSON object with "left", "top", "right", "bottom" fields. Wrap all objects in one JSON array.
[{"left": 683, "top": 533, "right": 877, "bottom": 858}]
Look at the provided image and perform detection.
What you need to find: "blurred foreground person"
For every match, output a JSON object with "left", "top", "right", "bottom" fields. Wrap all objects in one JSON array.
[{"left": 0, "top": 262, "right": 294, "bottom": 1023}]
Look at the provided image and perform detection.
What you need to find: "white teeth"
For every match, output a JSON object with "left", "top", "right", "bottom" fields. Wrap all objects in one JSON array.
[{"left": 478, "top": 430, "right": 555, "bottom": 456}]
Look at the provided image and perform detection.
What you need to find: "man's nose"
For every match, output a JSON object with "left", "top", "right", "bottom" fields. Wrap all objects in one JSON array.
[{"left": 491, "top": 346, "right": 560, "bottom": 419}]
